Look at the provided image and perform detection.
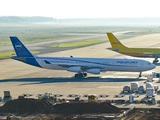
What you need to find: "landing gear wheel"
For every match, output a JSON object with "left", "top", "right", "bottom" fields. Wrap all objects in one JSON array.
[
  {"left": 83, "top": 73, "right": 87, "bottom": 77},
  {"left": 75, "top": 74, "right": 79, "bottom": 78},
  {"left": 153, "top": 57, "right": 159, "bottom": 64},
  {"left": 79, "top": 73, "right": 83, "bottom": 78},
  {"left": 75, "top": 73, "right": 83, "bottom": 78},
  {"left": 139, "top": 72, "right": 142, "bottom": 77},
  {"left": 153, "top": 60, "right": 159, "bottom": 64}
]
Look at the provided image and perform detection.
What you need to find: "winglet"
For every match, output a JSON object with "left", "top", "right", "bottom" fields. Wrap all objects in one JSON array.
[
  {"left": 107, "top": 33, "right": 127, "bottom": 49},
  {"left": 10, "top": 36, "right": 33, "bottom": 57}
]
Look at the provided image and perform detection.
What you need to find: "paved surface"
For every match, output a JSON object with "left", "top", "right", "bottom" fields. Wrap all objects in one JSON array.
[{"left": 1, "top": 33, "right": 160, "bottom": 108}]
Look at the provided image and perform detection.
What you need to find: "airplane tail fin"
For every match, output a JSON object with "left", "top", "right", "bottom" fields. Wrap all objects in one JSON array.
[
  {"left": 10, "top": 36, "right": 33, "bottom": 57},
  {"left": 107, "top": 33, "right": 127, "bottom": 49}
]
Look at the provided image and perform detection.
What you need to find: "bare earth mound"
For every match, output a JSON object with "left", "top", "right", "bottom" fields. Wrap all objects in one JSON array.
[
  {"left": 54, "top": 102, "right": 120, "bottom": 114},
  {"left": 0, "top": 98, "right": 120, "bottom": 115},
  {"left": 123, "top": 108, "right": 160, "bottom": 120},
  {"left": 0, "top": 99, "right": 54, "bottom": 114}
]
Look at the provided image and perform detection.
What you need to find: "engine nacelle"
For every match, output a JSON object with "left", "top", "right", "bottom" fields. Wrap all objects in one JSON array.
[
  {"left": 67, "top": 66, "right": 81, "bottom": 73},
  {"left": 87, "top": 68, "right": 100, "bottom": 74}
]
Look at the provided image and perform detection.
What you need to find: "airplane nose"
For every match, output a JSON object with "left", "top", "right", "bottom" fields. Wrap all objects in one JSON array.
[{"left": 151, "top": 64, "right": 156, "bottom": 69}]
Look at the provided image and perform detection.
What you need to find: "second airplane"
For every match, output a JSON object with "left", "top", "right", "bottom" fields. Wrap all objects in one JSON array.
[{"left": 107, "top": 33, "right": 160, "bottom": 64}]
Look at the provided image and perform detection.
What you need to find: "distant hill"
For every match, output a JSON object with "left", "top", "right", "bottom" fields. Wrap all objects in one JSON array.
[
  {"left": 0, "top": 16, "right": 55, "bottom": 23},
  {"left": 0, "top": 16, "right": 160, "bottom": 26},
  {"left": 56, "top": 18, "right": 160, "bottom": 25}
]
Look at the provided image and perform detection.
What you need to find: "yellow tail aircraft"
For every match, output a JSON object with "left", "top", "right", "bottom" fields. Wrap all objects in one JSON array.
[{"left": 107, "top": 33, "right": 160, "bottom": 64}]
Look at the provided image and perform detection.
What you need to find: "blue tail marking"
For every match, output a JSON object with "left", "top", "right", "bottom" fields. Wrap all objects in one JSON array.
[
  {"left": 10, "top": 36, "right": 41, "bottom": 68},
  {"left": 10, "top": 36, "right": 33, "bottom": 57}
]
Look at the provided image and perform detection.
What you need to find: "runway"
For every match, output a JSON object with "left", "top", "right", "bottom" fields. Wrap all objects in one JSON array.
[
  {"left": 1, "top": 33, "right": 160, "bottom": 79},
  {"left": 0, "top": 77, "right": 146, "bottom": 83},
  {"left": 1, "top": 33, "right": 160, "bottom": 101}
]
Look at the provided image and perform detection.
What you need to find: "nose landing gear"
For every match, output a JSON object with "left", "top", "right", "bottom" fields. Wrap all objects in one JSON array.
[{"left": 139, "top": 72, "right": 142, "bottom": 77}]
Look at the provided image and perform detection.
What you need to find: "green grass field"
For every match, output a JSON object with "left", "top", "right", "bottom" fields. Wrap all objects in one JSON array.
[
  {"left": 1, "top": 23, "right": 160, "bottom": 59},
  {"left": 0, "top": 41, "right": 11, "bottom": 46},
  {"left": 0, "top": 51, "right": 39, "bottom": 59},
  {"left": 0, "top": 34, "right": 84, "bottom": 46},
  {"left": 49, "top": 38, "right": 107, "bottom": 48},
  {"left": 1, "top": 24, "right": 160, "bottom": 46},
  {"left": 0, "top": 51, "right": 15, "bottom": 59}
]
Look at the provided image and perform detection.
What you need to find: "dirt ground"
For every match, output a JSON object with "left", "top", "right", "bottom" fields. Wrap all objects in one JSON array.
[
  {"left": 30, "top": 108, "right": 160, "bottom": 120},
  {"left": 122, "top": 108, "right": 160, "bottom": 120},
  {"left": 18, "top": 109, "right": 160, "bottom": 120},
  {"left": 1, "top": 99, "right": 160, "bottom": 119},
  {"left": 0, "top": 98, "right": 121, "bottom": 120}
]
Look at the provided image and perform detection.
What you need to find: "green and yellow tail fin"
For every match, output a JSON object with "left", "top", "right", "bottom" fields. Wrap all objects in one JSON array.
[{"left": 107, "top": 33, "right": 127, "bottom": 49}]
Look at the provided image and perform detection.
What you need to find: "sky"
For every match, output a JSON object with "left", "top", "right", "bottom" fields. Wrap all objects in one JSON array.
[{"left": 0, "top": 0, "right": 160, "bottom": 18}]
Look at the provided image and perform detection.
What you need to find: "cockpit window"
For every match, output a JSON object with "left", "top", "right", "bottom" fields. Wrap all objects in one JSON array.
[{"left": 148, "top": 62, "right": 151, "bottom": 65}]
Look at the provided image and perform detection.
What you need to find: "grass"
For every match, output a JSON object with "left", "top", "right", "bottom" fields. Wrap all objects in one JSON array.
[
  {"left": 1, "top": 24, "right": 160, "bottom": 47},
  {"left": 0, "top": 41, "right": 11, "bottom": 46},
  {"left": 1, "top": 24, "right": 160, "bottom": 59},
  {"left": 0, "top": 34, "right": 84, "bottom": 46},
  {"left": 49, "top": 38, "right": 107, "bottom": 48},
  {"left": 0, "top": 51, "right": 39, "bottom": 59},
  {"left": 0, "top": 51, "right": 15, "bottom": 59}
]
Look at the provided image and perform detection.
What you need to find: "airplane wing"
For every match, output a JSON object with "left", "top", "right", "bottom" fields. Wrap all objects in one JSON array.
[
  {"left": 140, "top": 52, "right": 160, "bottom": 57},
  {"left": 44, "top": 60, "right": 92, "bottom": 69},
  {"left": 107, "top": 47, "right": 119, "bottom": 52}
]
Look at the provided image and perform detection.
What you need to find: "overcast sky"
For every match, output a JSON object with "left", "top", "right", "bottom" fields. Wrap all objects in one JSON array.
[{"left": 0, "top": 0, "right": 160, "bottom": 18}]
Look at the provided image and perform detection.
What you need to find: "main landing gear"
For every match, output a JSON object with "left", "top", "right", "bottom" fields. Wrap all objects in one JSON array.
[
  {"left": 75, "top": 73, "right": 87, "bottom": 78},
  {"left": 153, "top": 57, "right": 159, "bottom": 64}
]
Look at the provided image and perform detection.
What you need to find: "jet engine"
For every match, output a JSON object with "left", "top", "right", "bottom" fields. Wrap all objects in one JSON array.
[
  {"left": 87, "top": 68, "right": 100, "bottom": 74},
  {"left": 67, "top": 66, "right": 81, "bottom": 72}
]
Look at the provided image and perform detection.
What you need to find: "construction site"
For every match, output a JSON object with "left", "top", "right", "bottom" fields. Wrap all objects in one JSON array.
[
  {"left": 0, "top": 93, "right": 160, "bottom": 120},
  {"left": 0, "top": 76, "right": 160, "bottom": 120}
]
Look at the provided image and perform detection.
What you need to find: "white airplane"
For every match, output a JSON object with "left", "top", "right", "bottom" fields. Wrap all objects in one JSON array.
[{"left": 10, "top": 37, "right": 156, "bottom": 78}]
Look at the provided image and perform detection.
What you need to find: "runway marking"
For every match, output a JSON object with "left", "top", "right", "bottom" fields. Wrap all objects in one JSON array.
[
  {"left": 97, "top": 86, "right": 122, "bottom": 88},
  {"left": 100, "top": 76, "right": 137, "bottom": 78},
  {"left": 48, "top": 76, "right": 53, "bottom": 78},
  {"left": 115, "top": 72, "right": 137, "bottom": 75}
]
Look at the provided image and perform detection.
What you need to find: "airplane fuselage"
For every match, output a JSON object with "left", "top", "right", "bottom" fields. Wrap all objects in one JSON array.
[
  {"left": 10, "top": 36, "right": 156, "bottom": 78},
  {"left": 115, "top": 48, "right": 160, "bottom": 58},
  {"left": 107, "top": 33, "right": 160, "bottom": 64},
  {"left": 12, "top": 56, "right": 155, "bottom": 73}
]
